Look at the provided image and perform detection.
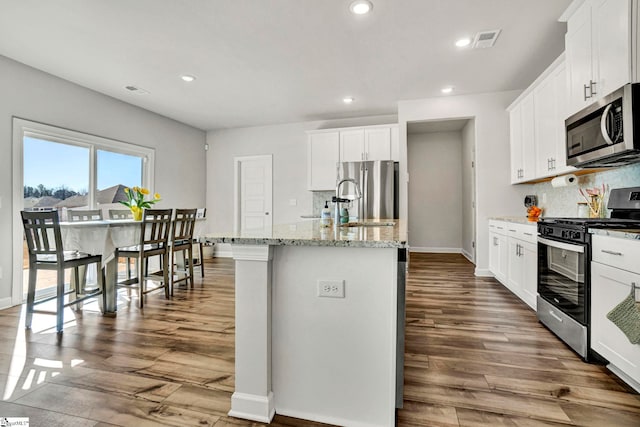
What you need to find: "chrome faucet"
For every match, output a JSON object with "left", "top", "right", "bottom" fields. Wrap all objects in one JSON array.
[{"left": 332, "top": 178, "right": 362, "bottom": 225}]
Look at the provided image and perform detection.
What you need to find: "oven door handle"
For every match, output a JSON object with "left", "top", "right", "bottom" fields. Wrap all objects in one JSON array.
[{"left": 538, "top": 237, "right": 585, "bottom": 253}]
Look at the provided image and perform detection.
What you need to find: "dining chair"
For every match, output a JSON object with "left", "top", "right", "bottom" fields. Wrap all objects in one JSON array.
[
  {"left": 108, "top": 208, "right": 136, "bottom": 279},
  {"left": 115, "top": 208, "right": 172, "bottom": 308},
  {"left": 170, "top": 208, "right": 197, "bottom": 295},
  {"left": 21, "top": 210, "right": 104, "bottom": 333},
  {"left": 108, "top": 209, "right": 133, "bottom": 220},
  {"left": 67, "top": 209, "right": 103, "bottom": 222},
  {"left": 193, "top": 207, "right": 207, "bottom": 277}
]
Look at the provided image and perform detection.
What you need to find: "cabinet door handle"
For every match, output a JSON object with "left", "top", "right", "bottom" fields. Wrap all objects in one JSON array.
[
  {"left": 590, "top": 80, "right": 597, "bottom": 96},
  {"left": 584, "top": 83, "right": 592, "bottom": 100},
  {"left": 509, "top": 229, "right": 517, "bottom": 233},
  {"left": 524, "top": 232, "right": 533, "bottom": 236},
  {"left": 601, "top": 249, "right": 623, "bottom": 256}
]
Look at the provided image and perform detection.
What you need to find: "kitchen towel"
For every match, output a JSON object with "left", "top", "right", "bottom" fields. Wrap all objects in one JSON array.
[
  {"left": 607, "top": 284, "right": 640, "bottom": 345},
  {"left": 551, "top": 174, "right": 578, "bottom": 188}
]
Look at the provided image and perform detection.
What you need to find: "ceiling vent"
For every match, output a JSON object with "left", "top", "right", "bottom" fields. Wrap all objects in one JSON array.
[
  {"left": 125, "top": 85, "right": 149, "bottom": 94},
  {"left": 473, "top": 29, "right": 501, "bottom": 49}
]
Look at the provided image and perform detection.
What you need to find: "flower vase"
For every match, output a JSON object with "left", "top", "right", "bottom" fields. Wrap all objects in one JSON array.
[{"left": 131, "top": 207, "right": 143, "bottom": 221}]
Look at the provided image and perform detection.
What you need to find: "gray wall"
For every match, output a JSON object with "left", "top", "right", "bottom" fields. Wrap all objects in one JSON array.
[
  {"left": 407, "top": 131, "right": 463, "bottom": 251},
  {"left": 0, "top": 55, "right": 206, "bottom": 307}
]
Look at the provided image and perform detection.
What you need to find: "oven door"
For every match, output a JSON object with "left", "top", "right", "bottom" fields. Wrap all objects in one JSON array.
[{"left": 537, "top": 237, "right": 587, "bottom": 325}]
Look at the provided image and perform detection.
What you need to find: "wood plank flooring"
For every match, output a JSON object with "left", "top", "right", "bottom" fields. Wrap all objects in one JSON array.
[{"left": 0, "top": 253, "right": 639, "bottom": 426}]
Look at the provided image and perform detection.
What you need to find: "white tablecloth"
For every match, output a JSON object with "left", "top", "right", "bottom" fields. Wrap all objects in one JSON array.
[{"left": 60, "top": 220, "right": 141, "bottom": 262}]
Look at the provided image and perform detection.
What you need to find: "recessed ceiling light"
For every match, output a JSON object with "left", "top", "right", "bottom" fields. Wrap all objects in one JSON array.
[
  {"left": 343, "top": 96, "right": 355, "bottom": 104},
  {"left": 441, "top": 87, "right": 454, "bottom": 94},
  {"left": 455, "top": 38, "right": 471, "bottom": 47},
  {"left": 181, "top": 74, "right": 196, "bottom": 82},
  {"left": 350, "top": 0, "right": 373, "bottom": 15}
]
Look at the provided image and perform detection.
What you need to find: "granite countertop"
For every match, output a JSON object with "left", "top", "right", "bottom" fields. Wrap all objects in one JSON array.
[
  {"left": 205, "top": 219, "right": 408, "bottom": 248},
  {"left": 490, "top": 216, "right": 538, "bottom": 226},
  {"left": 589, "top": 228, "right": 640, "bottom": 241}
]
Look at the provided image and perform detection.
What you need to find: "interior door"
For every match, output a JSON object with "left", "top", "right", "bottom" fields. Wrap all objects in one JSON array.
[{"left": 235, "top": 155, "right": 273, "bottom": 233}]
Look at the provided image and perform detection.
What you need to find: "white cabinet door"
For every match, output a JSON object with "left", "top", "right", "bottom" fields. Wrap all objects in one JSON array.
[
  {"left": 534, "top": 61, "right": 574, "bottom": 177},
  {"left": 340, "top": 129, "right": 365, "bottom": 162},
  {"left": 307, "top": 132, "right": 339, "bottom": 191},
  {"left": 592, "top": 0, "right": 631, "bottom": 100},
  {"left": 390, "top": 125, "right": 400, "bottom": 162},
  {"left": 510, "top": 94, "right": 536, "bottom": 183},
  {"left": 507, "top": 238, "right": 524, "bottom": 296},
  {"left": 534, "top": 71, "right": 558, "bottom": 177},
  {"left": 489, "top": 229, "right": 508, "bottom": 283},
  {"left": 566, "top": 2, "right": 594, "bottom": 115},
  {"left": 591, "top": 261, "right": 640, "bottom": 387},
  {"left": 521, "top": 240, "right": 538, "bottom": 310},
  {"left": 365, "top": 127, "right": 392, "bottom": 161}
]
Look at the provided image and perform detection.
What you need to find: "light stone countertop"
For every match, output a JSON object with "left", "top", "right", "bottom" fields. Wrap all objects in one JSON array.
[
  {"left": 589, "top": 228, "right": 640, "bottom": 241},
  {"left": 490, "top": 216, "right": 539, "bottom": 226},
  {"left": 205, "top": 219, "right": 408, "bottom": 248}
]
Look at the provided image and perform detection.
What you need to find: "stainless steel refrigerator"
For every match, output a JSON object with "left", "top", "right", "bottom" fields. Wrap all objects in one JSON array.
[{"left": 337, "top": 161, "right": 397, "bottom": 220}]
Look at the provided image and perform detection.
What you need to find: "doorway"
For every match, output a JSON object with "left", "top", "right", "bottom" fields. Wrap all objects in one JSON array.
[
  {"left": 234, "top": 155, "right": 273, "bottom": 233},
  {"left": 406, "top": 118, "right": 476, "bottom": 263}
]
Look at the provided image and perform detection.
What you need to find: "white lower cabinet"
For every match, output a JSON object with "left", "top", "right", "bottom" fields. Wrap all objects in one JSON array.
[
  {"left": 489, "top": 220, "right": 537, "bottom": 310},
  {"left": 590, "top": 234, "right": 640, "bottom": 392}
]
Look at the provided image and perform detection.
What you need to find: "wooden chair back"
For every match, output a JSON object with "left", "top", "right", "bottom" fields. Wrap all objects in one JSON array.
[
  {"left": 21, "top": 211, "right": 64, "bottom": 261},
  {"left": 172, "top": 209, "right": 197, "bottom": 246},
  {"left": 108, "top": 209, "right": 133, "bottom": 219},
  {"left": 140, "top": 209, "right": 173, "bottom": 249},
  {"left": 68, "top": 209, "right": 103, "bottom": 222}
]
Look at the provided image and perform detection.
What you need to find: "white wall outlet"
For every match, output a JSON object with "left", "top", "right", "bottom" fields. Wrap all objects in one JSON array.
[
  {"left": 289, "top": 198, "right": 297, "bottom": 206},
  {"left": 317, "top": 279, "right": 345, "bottom": 298}
]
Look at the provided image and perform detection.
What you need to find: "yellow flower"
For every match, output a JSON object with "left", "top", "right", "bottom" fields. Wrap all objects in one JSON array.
[
  {"left": 140, "top": 188, "right": 150, "bottom": 195},
  {"left": 124, "top": 187, "right": 130, "bottom": 194},
  {"left": 154, "top": 193, "right": 161, "bottom": 200},
  {"left": 132, "top": 186, "right": 140, "bottom": 193}
]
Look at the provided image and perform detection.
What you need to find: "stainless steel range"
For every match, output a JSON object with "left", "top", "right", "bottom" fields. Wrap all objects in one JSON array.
[{"left": 537, "top": 186, "right": 640, "bottom": 361}]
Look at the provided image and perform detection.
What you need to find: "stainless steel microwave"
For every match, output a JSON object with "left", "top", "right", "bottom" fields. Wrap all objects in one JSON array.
[{"left": 566, "top": 83, "right": 640, "bottom": 168}]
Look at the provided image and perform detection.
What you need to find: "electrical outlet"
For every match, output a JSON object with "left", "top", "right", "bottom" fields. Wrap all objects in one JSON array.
[{"left": 317, "top": 279, "right": 345, "bottom": 298}]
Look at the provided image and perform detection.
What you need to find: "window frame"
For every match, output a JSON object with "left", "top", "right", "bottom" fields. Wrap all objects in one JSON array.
[{"left": 11, "top": 117, "right": 155, "bottom": 305}]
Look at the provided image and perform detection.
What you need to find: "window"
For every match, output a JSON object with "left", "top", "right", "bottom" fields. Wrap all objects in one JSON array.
[
  {"left": 15, "top": 118, "right": 154, "bottom": 213},
  {"left": 12, "top": 118, "right": 155, "bottom": 304}
]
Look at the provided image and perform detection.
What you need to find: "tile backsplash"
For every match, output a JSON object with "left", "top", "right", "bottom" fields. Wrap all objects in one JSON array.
[
  {"left": 532, "top": 163, "right": 640, "bottom": 217},
  {"left": 312, "top": 191, "right": 335, "bottom": 216}
]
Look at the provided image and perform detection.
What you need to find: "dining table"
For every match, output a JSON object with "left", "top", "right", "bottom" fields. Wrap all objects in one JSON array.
[{"left": 59, "top": 219, "right": 141, "bottom": 314}]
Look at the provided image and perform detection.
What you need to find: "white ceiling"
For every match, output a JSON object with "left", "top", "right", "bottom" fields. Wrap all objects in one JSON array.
[{"left": 0, "top": 0, "right": 571, "bottom": 131}]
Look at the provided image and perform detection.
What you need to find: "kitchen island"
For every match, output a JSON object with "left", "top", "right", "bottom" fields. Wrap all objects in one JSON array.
[{"left": 206, "top": 220, "right": 408, "bottom": 427}]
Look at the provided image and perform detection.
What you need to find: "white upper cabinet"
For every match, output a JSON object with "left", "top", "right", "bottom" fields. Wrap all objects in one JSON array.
[
  {"left": 308, "top": 124, "right": 398, "bottom": 191},
  {"left": 509, "top": 55, "right": 574, "bottom": 183},
  {"left": 339, "top": 125, "right": 397, "bottom": 162},
  {"left": 509, "top": 93, "right": 536, "bottom": 184},
  {"left": 307, "top": 131, "right": 339, "bottom": 191},
  {"left": 339, "top": 129, "right": 365, "bottom": 162},
  {"left": 564, "top": 0, "right": 634, "bottom": 116},
  {"left": 534, "top": 61, "right": 575, "bottom": 177}
]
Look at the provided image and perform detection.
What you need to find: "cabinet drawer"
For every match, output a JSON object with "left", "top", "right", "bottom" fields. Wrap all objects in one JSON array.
[
  {"left": 505, "top": 223, "right": 537, "bottom": 244},
  {"left": 592, "top": 234, "right": 640, "bottom": 274},
  {"left": 488, "top": 220, "right": 508, "bottom": 235}
]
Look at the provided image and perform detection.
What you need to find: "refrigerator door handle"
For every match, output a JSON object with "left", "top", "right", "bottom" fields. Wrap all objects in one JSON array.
[{"left": 363, "top": 163, "right": 369, "bottom": 220}]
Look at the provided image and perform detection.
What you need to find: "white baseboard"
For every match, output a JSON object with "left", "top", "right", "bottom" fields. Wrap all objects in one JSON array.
[
  {"left": 228, "top": 392, "right": 275, "bottom": 423},
  {"left": 461, "top": 249, "right": 474, "bottom": 263},
  {"left": 474, "top": 268, "right": 493, "bottom": 277},
  {"left": 214, "top": 243, "right": 233, "bottom": 258},
  {"left": 409, "top": 247, "right": 462, "bottom": 254},
  {"left": 276, "top": 407, "right": 390, "bottom": 427},
  {"left": 0, "top": 297, "right": 14, "bottom": 311}
]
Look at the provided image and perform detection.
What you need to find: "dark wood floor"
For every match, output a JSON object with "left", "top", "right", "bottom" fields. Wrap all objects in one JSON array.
[{"left": 1, "top": 253, "right": 639, "bottom": 426}]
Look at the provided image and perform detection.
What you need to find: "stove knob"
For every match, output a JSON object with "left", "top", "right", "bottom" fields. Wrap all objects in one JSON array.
[
  {"left": 562, "top": 230, "right": 569, "bottom": 239},
  {"left": 572, "top": 231, "right": 582, "bottom": 240}
]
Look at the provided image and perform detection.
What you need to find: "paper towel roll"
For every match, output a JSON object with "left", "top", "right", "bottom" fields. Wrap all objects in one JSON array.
[{"left": 551, "top": 174, "right": 578, "bottom": 188}]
